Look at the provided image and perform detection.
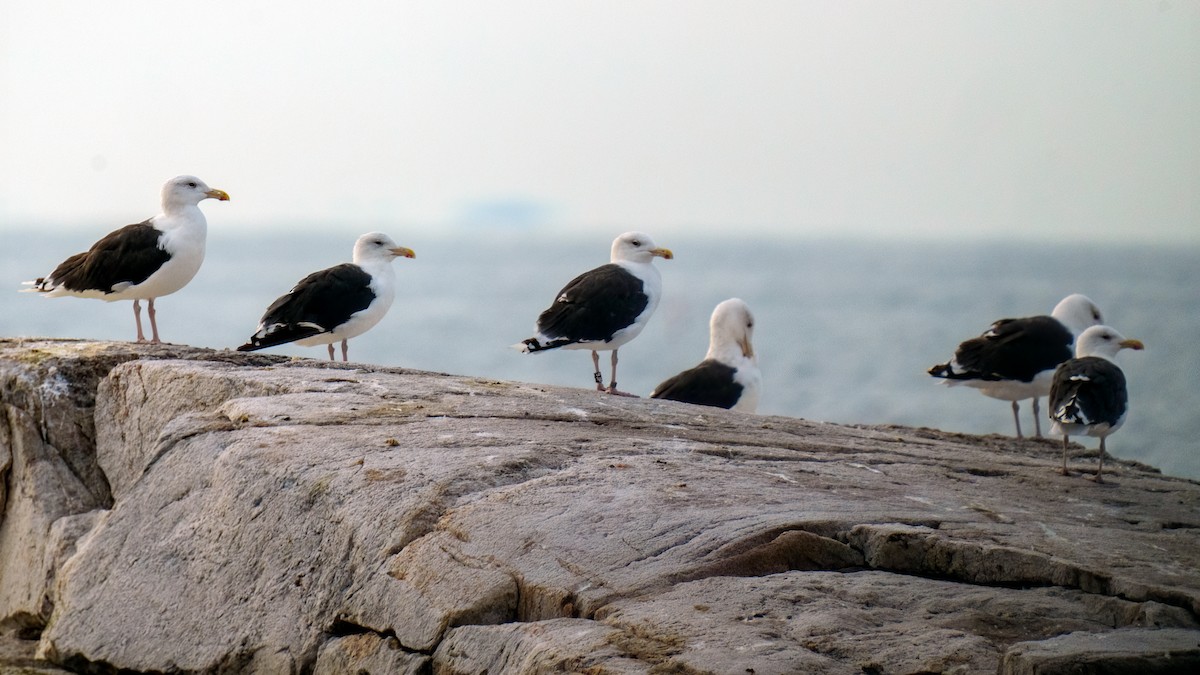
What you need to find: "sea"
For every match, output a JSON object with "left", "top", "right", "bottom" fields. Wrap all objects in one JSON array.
[{"left": 3, "top": 227, "right": 1198, "bottom": 481}]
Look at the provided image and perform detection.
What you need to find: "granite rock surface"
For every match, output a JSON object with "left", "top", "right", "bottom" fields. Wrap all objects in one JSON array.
[{"left": 2, "top": 338, "right": 1198, "bottom": 674}]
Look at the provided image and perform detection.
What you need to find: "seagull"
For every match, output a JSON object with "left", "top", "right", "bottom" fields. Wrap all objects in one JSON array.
[
  {"left": 1049, "top": 325, "right": 1144, "bottom": 482},
  {"left": 23, "top": 175, "right": 229, "bottom": 343},
  {"left": 651, "top": 298, "right": 761, "bottom": 412},
  {"left": 515, "top": 231, "right": 673, "bottom": 396},
  {"left": 236, "top": 232, "right": 414, "bottom": 362},
  {"left": 928, "top": 293, "right": 1104, "bottom": 438}
]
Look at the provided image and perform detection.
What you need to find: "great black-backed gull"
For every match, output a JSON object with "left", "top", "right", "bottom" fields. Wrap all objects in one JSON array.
[
  {"left": 515, "top": 231, "right": 673, "bottom": 396},
  {"left": 236, "top": 232, "right": 414, "bottom": 362},
  {"left": 1049, "top": 325, "right": 1143, "bottom": 482},
  {"left": 927, "top": 293, "right": 1104, "bottom": 438},
  {"left": 651, "top": 298, "right": 761, "bottom": 412},
  {"left": 23, "top": 175, "right": 229, "bottom": 343}
]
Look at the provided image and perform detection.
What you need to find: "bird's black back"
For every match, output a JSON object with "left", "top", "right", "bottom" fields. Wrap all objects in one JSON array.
[
  {"left": 47, "top": 221, "right": 170, "bottom": 294},
  {"left": 651, "top": 359, "right": 743, "bottom": 409},
  {"left": 535, "top": 263, "right": 648, "bottom": 344},
  {"left": 240, "top": 263, "right": 374, "bottom": 350},
  {"left": 935, "top": 315, "right": 1073, "bottom": 382},
  {"left": 1049, "top": 356, "right": 1128, "bottom": 427}
]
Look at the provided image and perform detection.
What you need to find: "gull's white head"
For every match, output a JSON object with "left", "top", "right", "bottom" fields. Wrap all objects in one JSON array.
[
  {"left": 707, "top": 298, "right": 756, "bottom": 361},
  {"left": 610, "top": 231, "right": 673, "bottom": 264},
  {"left": 1074, "top": 325, "right": 1144, "bottom": 361},
  {"left": 161, "top": 175, "right": 229, "bottom": 211},
  {"left": 352, "top": 232, "right": 416, "bottom": 265},
  {"left": 1051, "top": 293, "right": 1104, "bottom": 337}
]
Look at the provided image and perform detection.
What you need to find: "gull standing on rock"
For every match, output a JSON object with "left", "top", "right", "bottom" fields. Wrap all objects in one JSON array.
[
  {"left": 515, "top": 231, "right": 673, "bottom": 396},
  {"left": 22, "top": 175, "right": 230, "bottom": 344},
  {"left": 927, "top": 293, "right": 1104, "bottom": 438},
  {"left": 1049, "top": 325, "right": 1144, "bottom": 482},
  {"left": 651, "top": 298, "right": 761, "bottom": 412},
  {"left": 237, "top": 232, "right": 415, "bottom": 362}
]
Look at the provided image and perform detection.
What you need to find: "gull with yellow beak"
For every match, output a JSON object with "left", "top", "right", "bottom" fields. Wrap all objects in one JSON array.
[
  {"left": 652, "top": 298, "right": 761, "bottom": 412},
  {"left": 23, "top": 175, "right": 230, "bottom": 344},
  {"left": 237, "top": 232, "right": 415, "bottom": 362},
  {"left": 1049, "top": 325, "right": 1144, "bottom": 482},
  {"left": 516, "top": 231, "right": 673, "bottom": 396}
]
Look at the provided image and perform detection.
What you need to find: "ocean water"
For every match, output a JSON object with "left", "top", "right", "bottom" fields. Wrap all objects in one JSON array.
[{"left": 3, "top": 228, "right": 1198, "bottom": 480}]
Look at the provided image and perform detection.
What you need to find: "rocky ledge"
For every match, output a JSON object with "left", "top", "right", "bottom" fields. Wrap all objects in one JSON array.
[{"left": 1, "top": 338, "right": 1198, "bottom": 674}]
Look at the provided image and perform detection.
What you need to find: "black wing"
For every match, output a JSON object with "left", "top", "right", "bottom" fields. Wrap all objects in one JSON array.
[
  {"left": 651, "top": 359, "right": 743, "bottom": 409},
  {"left": 534, "top": 263, "right": 647, "bottom": 344},
  {"left": 932, "top": 315, "right": 1073, "bottom": 382},
  {"left": 1049, "top": 356, "right": 1128, "bottom": 427},
  {"left": 44, "top": 221, "right": 170, "bottom": 294},
  {"left": 238, "top": 263, "right": 374, "bottom": 351}
]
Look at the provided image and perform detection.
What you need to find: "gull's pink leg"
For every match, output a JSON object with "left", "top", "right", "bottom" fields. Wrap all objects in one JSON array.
[
  {"left": 1032, "top": 397, "right": 1043, "bottom": 438},
  {"left": 1088, "top": 438, "right": 1107, "bottom": 483},
  {"left": 132, "top": 300, "right": 147, "bottom": 343},
  {"left": 1060, "top": 435, "right": 1071, "bottom": 476},
  {"left": 592, "top": 351, "right": 604, "bottom": 392},
  {"left": 606, "top": 350, "right": 637, "bottom": 397},
  {"left": 147, "top": 298, "right": 161, "bottom": 344}
]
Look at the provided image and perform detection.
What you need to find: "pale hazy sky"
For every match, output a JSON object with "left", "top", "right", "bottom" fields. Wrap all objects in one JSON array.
[{"left": 1, "top": 1, "right": 1196, "bottom": 242}]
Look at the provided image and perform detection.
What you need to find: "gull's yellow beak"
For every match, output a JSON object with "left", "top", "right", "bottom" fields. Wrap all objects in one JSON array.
[
  {"left": 650, "top": 247, "right": 673, "bottom": 260},
  {"left": 206, "top": 189, "right": 230, "bottom": 201},
  {"left": 1119, "top": 338, "right": 1144, "bottom": 351},
  {"left": 391, "top": 247, "right": 416, "bottom": 259},
  {"left": 739, "top": 336, "right": 754, "bottom": 359}
]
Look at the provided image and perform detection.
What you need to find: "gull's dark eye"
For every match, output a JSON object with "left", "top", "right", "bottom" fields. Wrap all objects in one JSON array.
[
  {"left": 187, "top": 181, "right": 197, "bottom": 188},
  {"left": 631, "top": 239, "right": 641, "bottom": 246}
]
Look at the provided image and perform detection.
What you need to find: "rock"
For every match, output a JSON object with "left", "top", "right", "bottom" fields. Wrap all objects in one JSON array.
[
  {"left": 0, "top": 342, "right": 116, "bottom": 631},
  {"left": 2, "top": 338, "right": 1199, "bottom": 673},
  {"left": 312, "top": 634, "right": 427, "bottom": 675},
  {"left": 434, "top": 619, "right": 644, "bottom": 674},
  {"left": 591, "top": 572, "right": 1198, "bottom": 674},
  {"left": 1000, "top": 627, "right": 1200, "bottom": 674},
  {"left": 0, "top": 340, "right": 283, "bottom": 636},
  {"left": 95, "top": 354, "right": 288, "bottom": 501}
]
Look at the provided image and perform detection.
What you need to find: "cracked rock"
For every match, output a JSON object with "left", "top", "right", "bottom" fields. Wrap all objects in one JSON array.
[{"left": 2, "top": 339, "right": 1199, "bottom": 674}]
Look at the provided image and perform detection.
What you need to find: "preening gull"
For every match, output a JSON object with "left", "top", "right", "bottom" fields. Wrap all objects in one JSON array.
[
  {"left": 236, "top": 232, "right": 414, "bottom": 362},
  {"left": 928, "top": 293, "right": 1103, "bottom": 438},
  {"left": 1049, "top": 325, "right": 1143, "bottom": 482},
  {"left": 22, "top": 175, "right": 229, "bottom": 343},
  {"left": 515, "top": 231, "right": 673, "bottom": 396},
  {"left": 651, "top": 298, "right": 761, "bottom": 412}
]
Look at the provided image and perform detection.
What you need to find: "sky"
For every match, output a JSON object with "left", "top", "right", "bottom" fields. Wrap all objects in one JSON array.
[{"left": 0, "top": 1, "right": 1196, "bottom": 243}]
